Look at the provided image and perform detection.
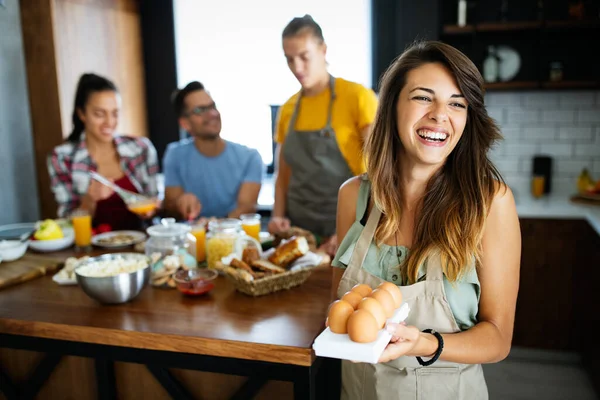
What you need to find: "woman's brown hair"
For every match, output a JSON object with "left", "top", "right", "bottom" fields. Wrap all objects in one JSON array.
[{"left": 365, "top": 40, "right": 504, "bottom": 284}]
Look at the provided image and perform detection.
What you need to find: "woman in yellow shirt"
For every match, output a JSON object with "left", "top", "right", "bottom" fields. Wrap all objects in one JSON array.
[{"left": 268, "top": 14, "right": 378, "bottom": 255}]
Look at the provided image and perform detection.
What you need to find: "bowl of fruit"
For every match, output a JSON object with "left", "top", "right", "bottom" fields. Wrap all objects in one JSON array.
[
  {"left": 29, "top": 219, "right": 75, "bottom": 252},
  {"left": 577, "top": 168, "right": 600, "bottom": 199}
]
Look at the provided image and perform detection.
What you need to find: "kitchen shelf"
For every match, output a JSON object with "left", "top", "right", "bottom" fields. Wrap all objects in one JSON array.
[
  {"left": 443, "top": 19, "right": 600, "bottom": 35},
  {"left": 443, "top": 25, "right": 475, "bottom": 34},
  {"left": 545, "top": 20, "right": 600, "bottom": 29},
  {"left": 477, "top": 21, "right": 542, "bottom": 32},
  {"left": 484, "top": 81, "right": 539, "bottom": 90},
  {"left": 541, "top": 80, "right": 598, "bottom": 89},
  {"left": 484, "top": 81, "right": 598, "bottom": 91}
]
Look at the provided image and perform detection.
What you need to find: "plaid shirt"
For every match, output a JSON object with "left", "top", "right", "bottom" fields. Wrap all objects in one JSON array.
[{"left": 47, "top": 134, "right": 159, "bottom": 218}]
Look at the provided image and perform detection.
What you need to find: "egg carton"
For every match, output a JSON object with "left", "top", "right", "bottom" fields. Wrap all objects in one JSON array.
[{"left": 312, "top": 303, "right": 410, "bottom": 364}]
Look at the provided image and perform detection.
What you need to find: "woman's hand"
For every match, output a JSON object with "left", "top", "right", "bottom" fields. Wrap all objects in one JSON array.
[
  {"left": 87, "top": 179, "right": 113, "bottom": 202},
  {"left": 268, "top": 216, "right": 291, "bottom": 234},
  {"left": 378, "top": 322, "right": 423, "bottom": 363}
]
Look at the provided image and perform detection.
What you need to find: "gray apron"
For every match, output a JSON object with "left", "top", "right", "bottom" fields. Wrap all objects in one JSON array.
[
  {"left": 337, "top": 204, "right": 489, "bottom": 400},
  {"left": 282, "top": 76, "right": 354, "bottom": 238}
]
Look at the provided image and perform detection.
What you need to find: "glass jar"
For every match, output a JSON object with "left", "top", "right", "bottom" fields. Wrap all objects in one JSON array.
[
  {"left": 206, "top": 218, "right": 262, "bottom": 269},
  {"left": 549, "top": 62, "right": 563, "bottom": 82},
  {"left": 145, "top": 218, "right": 197, "bottom": 272}
]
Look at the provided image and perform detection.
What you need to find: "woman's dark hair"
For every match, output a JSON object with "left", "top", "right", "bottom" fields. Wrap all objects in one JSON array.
[
  {"left": 282, "top": 14, "right": 324, "bottom": 43},
  {"left": 171, "top": 81, "right": 205, "bottom": 117},
  {"left": 68, "top": 73, "right": 118, "bottom": 143}
]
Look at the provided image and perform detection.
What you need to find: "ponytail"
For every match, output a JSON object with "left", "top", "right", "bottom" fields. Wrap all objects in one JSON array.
[{"left": 68, "top": 73, "right": 118, "bottom": 143}]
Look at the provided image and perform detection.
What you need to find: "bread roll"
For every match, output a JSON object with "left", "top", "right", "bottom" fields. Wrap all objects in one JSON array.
[
  {"left": 242, "top": 247, "right": 260, "bottom": 265},
  {"left": 268, "top": 236, "right": 309, "bottom": 267}
]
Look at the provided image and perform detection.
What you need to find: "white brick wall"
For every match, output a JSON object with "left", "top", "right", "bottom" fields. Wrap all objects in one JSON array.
[{"left": 486, "top": 90, "right": 600, "bottom": 197}]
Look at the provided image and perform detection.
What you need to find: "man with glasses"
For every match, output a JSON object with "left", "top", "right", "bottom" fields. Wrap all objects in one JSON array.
[{"left": 163, "top": 81, "right": 263, "bottom": 220}]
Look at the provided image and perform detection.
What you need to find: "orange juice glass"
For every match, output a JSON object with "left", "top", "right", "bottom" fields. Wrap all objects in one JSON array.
[
  {"left": 531, "top": 175, "right": 545, "bottom": 199},
  {"left": 240, "top": 213, "right": 261, "bottom": 241},
  {"left": 71, "top": 210, "right": 92, "bottom": 251},
  {"left": 191, "top": 224, "right": 206, "bottom": 263}
]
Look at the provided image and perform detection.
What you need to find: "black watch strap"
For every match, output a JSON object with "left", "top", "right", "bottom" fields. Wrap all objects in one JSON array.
[{"left": 416, "top": 329, "right": 444, "bottom": 367}]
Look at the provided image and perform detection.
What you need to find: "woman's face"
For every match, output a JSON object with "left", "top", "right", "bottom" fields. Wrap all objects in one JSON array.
[
  {"left": 396, "top": 62, "right": 468, "bottom": 168},
  {"left": 78, "top": 90, "right": 120, "bottom": 143},
  {"left": 282, "top": 33, "right": 327, "bottom": 90}
]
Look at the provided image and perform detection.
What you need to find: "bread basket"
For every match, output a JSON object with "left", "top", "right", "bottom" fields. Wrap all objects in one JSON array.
[{"left": 215, "top": 261, "right": 313, "bottom": 296}]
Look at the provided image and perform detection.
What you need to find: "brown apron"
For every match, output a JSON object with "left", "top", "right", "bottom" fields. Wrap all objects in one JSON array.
[{"left": 337, "top": 205, "right": 488, "bottom": 400}]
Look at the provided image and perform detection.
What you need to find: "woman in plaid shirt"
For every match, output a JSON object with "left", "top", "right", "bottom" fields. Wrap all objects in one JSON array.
[{"left": 47, "top": 73, "right": 159, "bottom": 230}]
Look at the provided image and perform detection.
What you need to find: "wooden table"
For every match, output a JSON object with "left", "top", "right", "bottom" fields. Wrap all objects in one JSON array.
[{"left": 0, "top": 250, "right": 336, "bottom": 399}]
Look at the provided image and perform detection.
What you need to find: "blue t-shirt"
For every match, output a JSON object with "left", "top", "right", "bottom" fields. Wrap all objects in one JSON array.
[{"left": 163, "top": 139, "right": 264, "bottom": 217}]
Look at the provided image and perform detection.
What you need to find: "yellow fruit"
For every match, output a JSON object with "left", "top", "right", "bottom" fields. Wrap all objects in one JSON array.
[
  {"left": 577, "top": 168, "right": 595, "bottom": 194},
  {"left": 34, "top": 219, "right": 64, "bottom": 240}
]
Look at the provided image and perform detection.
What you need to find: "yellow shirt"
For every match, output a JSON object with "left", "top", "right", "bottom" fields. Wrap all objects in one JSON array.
[{"left": 275, "top": 77, "right": 378, "bottom": 176}]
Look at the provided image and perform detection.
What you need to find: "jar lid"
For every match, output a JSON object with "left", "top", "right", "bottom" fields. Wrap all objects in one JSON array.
[
  {"left": 146, "top": 218, "right": 191, "bottom": 237},
  {"left": 208, "top": 218, "right": 241, "bottom": 232}
]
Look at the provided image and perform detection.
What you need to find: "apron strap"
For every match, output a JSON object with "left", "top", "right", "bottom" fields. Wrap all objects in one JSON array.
[
  {"left": 321, "top": 75, "right": 336, "bottom": 136},
  {"left": 346, "top": 204, "right": 381, "bottom": 278},
  {"left": 425, "top": 251, "right": 445, "bottom": 282},
  {"left": 287, "top": 75, "right": 336, "bottom": 137}
]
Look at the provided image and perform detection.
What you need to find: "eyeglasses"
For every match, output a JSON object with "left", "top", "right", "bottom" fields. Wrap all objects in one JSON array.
[{"left": 186, "top": 103, "right": 217, "bottom": 117}]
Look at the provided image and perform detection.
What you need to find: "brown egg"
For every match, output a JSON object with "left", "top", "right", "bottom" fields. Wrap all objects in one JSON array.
[
  {"left": 369, "top": 288, "right": 395, "bottom": 318},
  {"left": 341, "top": 290, "right": 364, "bottom": 309},
  {"left": 327, "top": 300, "right": 354, "bottom": 334},
  {"left": 378, "top": 281, "right": 403, "bottom": 308},
  {"left": 357, "top": 297, "right": 386, "bottom": 329},
  {"left": 351, "top": 283, "right": 373, "bottom": 297},
  {"left": 347, "top": 309, "right": 379, "bottom": 343}
]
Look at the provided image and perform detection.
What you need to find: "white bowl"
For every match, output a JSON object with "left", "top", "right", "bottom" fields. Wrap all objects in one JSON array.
[
  {"left": 0, "top": 240, "right": 28, "bottom": 261},
  {"left": 29, "top": 227, "right": 75, "bottom": 253}
]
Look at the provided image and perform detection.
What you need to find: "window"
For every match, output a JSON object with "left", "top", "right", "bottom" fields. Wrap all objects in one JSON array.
[{"left": 174, "top": 0, "right": 372, "bottom": 169}]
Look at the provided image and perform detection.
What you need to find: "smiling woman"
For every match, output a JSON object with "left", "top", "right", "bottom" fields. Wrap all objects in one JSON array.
[
  {"left": 331, "top": 41, "right": 521, "bottom": 399},
  {"left": 47, "top": 73, "right": 159, "bottom": 230}
]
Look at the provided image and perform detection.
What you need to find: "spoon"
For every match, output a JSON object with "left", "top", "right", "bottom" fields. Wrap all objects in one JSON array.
[{"left": 89, "top": 171, "right": 153, "bottom": 205}]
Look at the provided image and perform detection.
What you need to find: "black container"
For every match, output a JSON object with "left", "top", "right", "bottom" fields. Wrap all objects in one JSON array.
[{"left": 532, "top": 155, "right": 553, "bottom": 194}]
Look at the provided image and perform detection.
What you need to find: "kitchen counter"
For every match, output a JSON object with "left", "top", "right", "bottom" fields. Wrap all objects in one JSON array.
[
  {"left": 0, "top": 248, "right": 333, "bottom": 399},
  {"left": 515, "top": 194, "right": 600, "bottom": 236}
]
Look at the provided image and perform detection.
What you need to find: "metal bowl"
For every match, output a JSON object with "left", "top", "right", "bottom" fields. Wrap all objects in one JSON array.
[{"left": 75, "top": 253, "right": 151, "bottom": 304}]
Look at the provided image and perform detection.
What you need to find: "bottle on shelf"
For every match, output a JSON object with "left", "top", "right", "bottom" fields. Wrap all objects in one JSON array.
[{"left": 457, "top": 0, "right": 467, "bottom": 27}]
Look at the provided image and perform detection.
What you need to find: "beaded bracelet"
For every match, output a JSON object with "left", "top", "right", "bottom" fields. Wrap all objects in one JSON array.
[{"left": 416, "top": 329, "right": 444, "bottom": 367}]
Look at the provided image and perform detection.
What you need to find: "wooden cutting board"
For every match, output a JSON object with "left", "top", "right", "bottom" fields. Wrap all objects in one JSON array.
[
  {"left": 570, "top": 194, "right": 600, "bottom": 207},
  {"left": 0, "top": 253, "right": 64, "bottom": 290}
]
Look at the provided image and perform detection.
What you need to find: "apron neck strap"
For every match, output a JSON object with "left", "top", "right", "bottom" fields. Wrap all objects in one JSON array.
[
  {"left": 425, "top": 251, "right": 444, "bottom": 281},
  {"left": 289, "top": 75, "right": 336, "bottom": 134},
  {"left": 324, "top": 75, "right": 336, "bottom": 130},
  {"left": 346, "top": 203, "right": 380, "bottom": 276}
]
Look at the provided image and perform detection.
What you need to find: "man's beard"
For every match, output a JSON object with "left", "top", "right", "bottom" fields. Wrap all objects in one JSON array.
[{"left": 193, "top": 131, "right": 220, "bottom": 141}]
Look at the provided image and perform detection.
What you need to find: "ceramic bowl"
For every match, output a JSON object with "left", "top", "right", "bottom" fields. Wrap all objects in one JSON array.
[
  {"left": 29, "top": 227, "right": 75, "bottom": 252},
  {"left": 0, "top": 240, "right": 29, "bottom": 262}
]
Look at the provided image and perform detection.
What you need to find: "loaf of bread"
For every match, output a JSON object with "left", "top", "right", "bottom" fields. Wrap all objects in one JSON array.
[
  {"left": 273, "top": 227, "right": 317, "bottom": 251},
  {"left": 250, "top": 259, "right": 286, "bottom": 274},
  {"left": 230, "top": 258, "right": 254, "bottom": 273},
  {"left": 242, "top": 246, "right": 260, "bottom": 265},
  {"left": 267, "top": 236, "right": 309, "bottom": 268}
]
